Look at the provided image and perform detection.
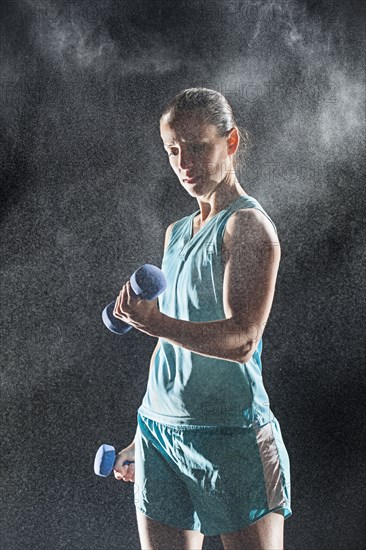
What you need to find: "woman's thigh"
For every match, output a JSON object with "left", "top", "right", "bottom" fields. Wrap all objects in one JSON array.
[
  {"left": 220, "top": 510, "right": 284, "bottom": 550},
  {"left": 136, "top": 508, "right": 205, "bottom": 550}
]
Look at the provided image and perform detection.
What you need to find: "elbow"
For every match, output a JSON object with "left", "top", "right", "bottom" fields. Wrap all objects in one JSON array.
[
  {"left": 222, "top": 325, "right": 258, "bottom": 363},
  {"left": 227, "top": 347, "right": 253, "bottom": 364},
  {"left": 226, "top": 319, "right": 258, "bottom": 363},
  {"left": 238, "top": 342, "right": 256, "bottom": 364},
  {"left": 223, "top": 347, "right": 245, "bottom": 364},
  {"left": 240, "top": 351, "right": 254, "bottom": 364}
]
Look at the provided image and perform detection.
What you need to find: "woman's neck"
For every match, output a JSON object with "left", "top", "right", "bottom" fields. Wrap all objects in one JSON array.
[{"left": 195, "top": 177, "right": 247, "bottom": 224}]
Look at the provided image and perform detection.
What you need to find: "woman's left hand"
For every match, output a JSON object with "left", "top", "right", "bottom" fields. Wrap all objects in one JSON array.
[{"left": 113, "top": 280, "right": 160, "bottom": 336}]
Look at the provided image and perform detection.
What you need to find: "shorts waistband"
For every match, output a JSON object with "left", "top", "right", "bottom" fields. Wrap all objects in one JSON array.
[{"left": 137, "top": 411, "right": 255, "bottom": 432}]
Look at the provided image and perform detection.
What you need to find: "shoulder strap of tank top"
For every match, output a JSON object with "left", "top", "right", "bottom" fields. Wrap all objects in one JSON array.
[{"left": 167, "top": 213, "right": 192, "bottom": 245}]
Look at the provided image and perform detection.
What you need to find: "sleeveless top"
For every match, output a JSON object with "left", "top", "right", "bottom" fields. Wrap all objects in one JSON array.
[{"left": 138, "top": 194, "right": 278, "bottom": 429}]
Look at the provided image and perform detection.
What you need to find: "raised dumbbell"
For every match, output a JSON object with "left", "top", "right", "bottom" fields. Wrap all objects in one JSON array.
[{"left": 102, "top": 263, "right": 166, "bottom": 335}]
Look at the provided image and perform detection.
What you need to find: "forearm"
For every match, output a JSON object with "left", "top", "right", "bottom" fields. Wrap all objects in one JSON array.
[{"left": 152, "top": 312, "right": 255, "bottom": 364}]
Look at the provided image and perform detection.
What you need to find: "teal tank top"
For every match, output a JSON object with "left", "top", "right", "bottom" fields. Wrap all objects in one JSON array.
[{"left": 138, "top": 195, "right": 278, "bottom": 428}]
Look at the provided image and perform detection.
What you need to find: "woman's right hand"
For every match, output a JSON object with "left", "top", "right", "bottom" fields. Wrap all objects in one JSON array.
[{"left": 113, "top": 441, "right": 135, "bottom": 483}]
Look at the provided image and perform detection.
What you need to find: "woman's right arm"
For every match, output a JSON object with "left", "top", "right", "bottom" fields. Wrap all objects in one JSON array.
[{"left": 115, "top": 222, "right": 177, "bottom": 481}]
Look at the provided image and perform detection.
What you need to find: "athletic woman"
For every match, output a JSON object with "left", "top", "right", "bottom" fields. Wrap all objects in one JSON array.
[{"left": 112, "top": 88, "right": 292, "bottom": 550}]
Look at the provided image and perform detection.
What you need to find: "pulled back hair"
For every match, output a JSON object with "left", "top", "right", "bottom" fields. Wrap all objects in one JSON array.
[{"left": 159, "top": 87, "right": 252, "bottom": 170}]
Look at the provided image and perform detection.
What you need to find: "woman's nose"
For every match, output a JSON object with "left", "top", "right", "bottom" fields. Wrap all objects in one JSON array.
[{"left": 178, "top": 150, "right": 194, "bottom": 171}]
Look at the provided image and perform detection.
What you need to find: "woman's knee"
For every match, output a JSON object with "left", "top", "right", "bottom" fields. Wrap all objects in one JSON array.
[
  {"left": 135, "top": 507, "right": 204, "bottom": 550},
  {"left": 220, "top": 511, "right": 284, "bottom": 550}
]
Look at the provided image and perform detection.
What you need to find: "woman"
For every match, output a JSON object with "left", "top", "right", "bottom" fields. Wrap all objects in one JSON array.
[{"left": 112, "top": 88, "right": 292, "bottom": 549}]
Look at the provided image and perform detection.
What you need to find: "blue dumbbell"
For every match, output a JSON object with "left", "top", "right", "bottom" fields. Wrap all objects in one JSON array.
[
  {"left": 94, "top": 443, "right": 134, "bottom": 477},
  {"left": 102, "top": 264, "right": 166, "bottom": 335}
]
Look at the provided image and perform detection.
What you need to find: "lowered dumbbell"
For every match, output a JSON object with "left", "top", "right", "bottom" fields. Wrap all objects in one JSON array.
[{"left": 94, "top": 443, "right": 134, "bottom": 478}]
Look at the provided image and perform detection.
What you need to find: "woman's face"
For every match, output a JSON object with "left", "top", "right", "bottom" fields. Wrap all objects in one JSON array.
[{"left": 160, "top": 114, "right": 237, "bottom": 197}]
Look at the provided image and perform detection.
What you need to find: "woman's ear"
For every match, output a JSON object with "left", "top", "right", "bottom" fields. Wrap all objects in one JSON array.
[{"left": 226, "top": 128, "right": 240, "bottom": 155}]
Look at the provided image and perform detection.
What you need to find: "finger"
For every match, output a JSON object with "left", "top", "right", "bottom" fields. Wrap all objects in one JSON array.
[
  {"left": 120, "top": 284, "right": 127, "bottom": 305},
  {"left": 114, "top": 470, "right": 123, "bottom": 480},
  {"left": 114, "top": 464, "right": 128, "bottom": 481},
  {"left": 113, "top": 293, "right": 121, "bottom": 318},
  {"left": 124, "top": 463, "right": 135, "bottom": 482},
  {"left": 117, "top": 287, "right": 127, "bottom": 314},
  {"left": 127, "top": 281, "right": 141, "bottom": 302},
  {"left": 120, "top": 286, "right": 129, "bottom": 314},
  {"left": 126, "top": 281, "right": 139, "bottom": 303}
]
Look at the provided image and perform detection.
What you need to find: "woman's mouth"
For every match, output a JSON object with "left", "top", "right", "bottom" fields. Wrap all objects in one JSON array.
[{"left": 183, "top": 176, "right": 200, "bottom": 184}]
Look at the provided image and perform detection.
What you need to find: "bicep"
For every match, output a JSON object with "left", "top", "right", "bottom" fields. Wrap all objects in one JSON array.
[{"left": 222, "top": 209, "right": 281, "bottom": 346}]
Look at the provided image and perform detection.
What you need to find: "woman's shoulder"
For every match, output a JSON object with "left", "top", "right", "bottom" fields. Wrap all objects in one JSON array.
[
  {"left": 165, "top": 213, "right": 190, "bottom": 233},
  {"left": 225, "top": 205, "right": 279, "bottom": 247},
  {"left": 229, "top": 198, "right": 278, "bottom": 238}
]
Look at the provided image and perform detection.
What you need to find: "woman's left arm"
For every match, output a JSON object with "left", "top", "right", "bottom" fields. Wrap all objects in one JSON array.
[
  {"left": 116, "top": 209, "right": 281, "bottom": 364},
  {"left": 219, "top": 208, "right": 281, "bottom": 362}
]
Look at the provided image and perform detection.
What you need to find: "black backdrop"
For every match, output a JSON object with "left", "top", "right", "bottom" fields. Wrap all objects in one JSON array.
[{"left": 1, "top": 1, "right": 365, "bottom": 548}]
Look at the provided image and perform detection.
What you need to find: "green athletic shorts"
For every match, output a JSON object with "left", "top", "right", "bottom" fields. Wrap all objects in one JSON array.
[{"left": 133, "top": 412, "right": 292, "bottom": 536}]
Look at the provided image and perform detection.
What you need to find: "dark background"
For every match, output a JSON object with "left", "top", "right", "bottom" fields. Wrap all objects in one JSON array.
[{"left": 1, "top": 0, "right": 365, "bottom": 548}]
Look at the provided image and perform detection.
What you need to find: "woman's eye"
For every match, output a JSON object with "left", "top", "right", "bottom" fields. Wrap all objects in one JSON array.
[{"left": 167, "top": 144, "right": 205, "bottom": 157}]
